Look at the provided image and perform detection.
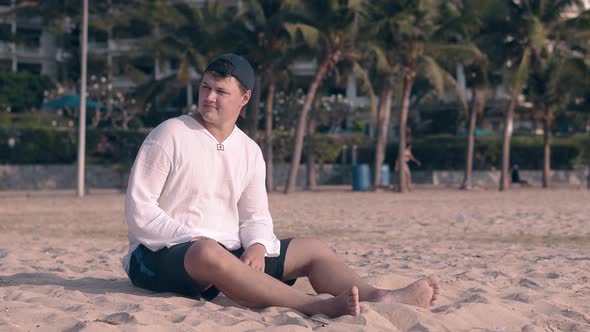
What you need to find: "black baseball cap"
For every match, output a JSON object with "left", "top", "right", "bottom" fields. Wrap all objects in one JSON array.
[{"left": 205, "top": 53, "right": 255, "bottom": 92}]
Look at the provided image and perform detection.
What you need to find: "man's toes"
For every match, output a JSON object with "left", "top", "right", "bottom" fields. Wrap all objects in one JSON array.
[
  {"left": 349, "top": 286, "right": 360, "bottom": 316},
  {"left": 427, "top": 275, "right": 440, "bottom": 286}
]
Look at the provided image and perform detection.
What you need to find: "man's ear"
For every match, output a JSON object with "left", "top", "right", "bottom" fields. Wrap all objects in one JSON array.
[{"left": 242, "top": 90, "right": 252, "bottom": 107}]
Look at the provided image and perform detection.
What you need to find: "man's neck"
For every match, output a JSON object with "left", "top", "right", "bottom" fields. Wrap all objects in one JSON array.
[{"left": 193, "top": 113, "right": 234, "bottom": 143}]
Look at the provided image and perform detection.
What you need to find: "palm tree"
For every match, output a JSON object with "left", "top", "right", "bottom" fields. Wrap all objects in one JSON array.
[
  {"left": 282, "top": 0, "right": 367, "bottom": 193},
  {"left": 497, "top": 0, "right": 588, "bottom": 190},
  {"left": 530, "top": 4, "right": 589, "bottom": 188},
  {"left": 461, "top": 64, "right": 492, "bottom": 189},
  {"left": 448, "top": 0, "right": 507, "bottom": 189},
  {"left": 233, "top": 0, "right": 301, "bottom": 191},
  {"left": 366, "top": 0, "right": 478, "bottom": 193},
  {"left": 528, "top": 54, "right": 571, "bottom": 187},
  {"left": 135, "top": 0, "right": 233, "bottom": 110}
]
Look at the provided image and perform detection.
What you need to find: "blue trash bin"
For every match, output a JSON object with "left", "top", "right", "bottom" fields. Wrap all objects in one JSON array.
[
  {"left": 352, "top": 164, "right": 371, "bottom": 191},
  {"left": 380, "top": 164, "right": 391, "bottom": 187}
]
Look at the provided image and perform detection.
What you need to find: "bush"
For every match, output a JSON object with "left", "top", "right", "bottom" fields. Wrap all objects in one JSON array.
[
  {"left": 259, "top": 131, "right": 372, "bottom": 164},
  {"left": 572, "top": 134, "right": 590, "bottom": 165},
  {"left": 0, "top": 127, "right": 585, "bottom": 171},
  {"left": 0, "top": 128, "right": 77, "bottom": 164},
  {"left": 0, "top": 127, "right": 148, "bottom": 165},
  {"left": 0, "top": 72, "right": 54, "bottom": 112}
]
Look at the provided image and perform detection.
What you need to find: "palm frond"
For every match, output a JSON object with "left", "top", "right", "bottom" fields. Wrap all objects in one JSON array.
[
  {"left": 420, "top": 55, "right": 468, "bottom": 111},
  {"left": 526, "top": 15, "right": 546, "bottom": 51},
  {"left": 284, "top": 23, "right": 320, "bottom": 49},
  {"left": 365, "top": 44, "right": 391, "bottom": 73},
  {"left": 425, "top": 42, "right": 484, "bottom": 65},
  {"left": 419, "top": 56, "right": 446, "bottom": 97},
  {"left": 352, "top": 62, "right": 378, "bottom": 126},
  {"left": 511, "top": 47, "right": 532, "bottom": 97}
]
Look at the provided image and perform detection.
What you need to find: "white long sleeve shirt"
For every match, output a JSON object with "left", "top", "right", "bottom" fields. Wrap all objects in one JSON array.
[{"left": 122, "top": 115, "right": 280, "bottom": 273}]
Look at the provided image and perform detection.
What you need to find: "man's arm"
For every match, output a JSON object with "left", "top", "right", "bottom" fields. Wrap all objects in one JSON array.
[
  {"left": 125, "top": 139, "right": 195, "bottom": 252},
  {"left": 237, "top": 149, "right": 280, "bottom": 257}
]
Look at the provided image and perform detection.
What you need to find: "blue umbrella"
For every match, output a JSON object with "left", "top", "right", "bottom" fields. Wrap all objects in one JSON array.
[
  {"left": 461, "top": 127, "right": 494, "bottom": 137},
  {"left": 41, "top": 93, "right": 105, "bottom": 109}
]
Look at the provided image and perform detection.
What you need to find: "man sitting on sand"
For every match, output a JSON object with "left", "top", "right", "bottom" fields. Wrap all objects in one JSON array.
[{"left": 122, "top": 53, "right": 440, "bottom": 318}]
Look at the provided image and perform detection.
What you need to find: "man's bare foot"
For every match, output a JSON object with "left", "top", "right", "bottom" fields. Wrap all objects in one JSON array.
[
  {"left": 369, "top": 276, "right": 440, "bottom": 308},
  {"left": 304, "top": 286, "right": 360, "bottom": 318}
]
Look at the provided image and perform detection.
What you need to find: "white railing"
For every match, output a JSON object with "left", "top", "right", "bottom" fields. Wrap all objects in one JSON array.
[
  {"left": 15, "top": 44, "right": 42, "bottom": 57},
  {"left": 108, "top": 38, "right": 141, "bottom": 53},
  {"left": 0, "top": 41, "right": 12, "bottom": 53}
]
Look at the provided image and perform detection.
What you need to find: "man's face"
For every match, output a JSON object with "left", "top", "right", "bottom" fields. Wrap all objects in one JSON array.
[{"left": 197, "top": 71, "right": 251, "bottom": 128}]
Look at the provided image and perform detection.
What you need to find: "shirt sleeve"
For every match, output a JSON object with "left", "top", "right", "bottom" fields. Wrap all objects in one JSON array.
[
  {"left": 237, "top": 149, "right": 280, "bottom": 257},
  {"left": 125, "top": 138, "right": 195, "bottom": 252}
]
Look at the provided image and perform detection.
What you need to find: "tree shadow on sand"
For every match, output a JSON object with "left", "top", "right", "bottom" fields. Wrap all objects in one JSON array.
[
  {"left": 0, "top": 273, "right": 172, "bottom": 298},
  {"left": 0, "top": 272, "right": 242, "bottom": 308}
]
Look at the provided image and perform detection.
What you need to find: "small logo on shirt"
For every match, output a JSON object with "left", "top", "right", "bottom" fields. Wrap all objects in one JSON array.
[{"left": 217, "top": 144, "right": 224, "bottom": 151}]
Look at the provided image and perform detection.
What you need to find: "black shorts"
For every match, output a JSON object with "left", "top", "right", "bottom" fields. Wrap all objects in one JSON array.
[{"left": 127, "top": 238, "right": 296, "bottom": 300}]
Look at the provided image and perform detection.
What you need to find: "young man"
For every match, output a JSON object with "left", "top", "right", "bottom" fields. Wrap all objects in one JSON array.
[{"left": 123, "top": 53, "right": 440, "bottom": 318}]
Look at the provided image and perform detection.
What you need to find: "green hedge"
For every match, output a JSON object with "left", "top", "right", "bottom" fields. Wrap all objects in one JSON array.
[
  {"left": 0, "top": 127, "right": 147, "bottom": 165},
  {"left": 0, "top": 72, "right": 54, "bottom": 112},
  {"left": 0, "top": 127, "right": 587, "bottom": 170},
  {"left": 366, "top": 135, "right": 585, "bottom": 170}
]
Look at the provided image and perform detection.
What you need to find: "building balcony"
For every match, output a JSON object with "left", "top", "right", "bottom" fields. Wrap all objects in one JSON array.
[
  {"left": 88, "top": 41, "right": 108, "bottom": 52},
  {"left": 108, "top": 39, "right": 142, "bottom": 53},
  {"left": 289, "top": 59, "right": 317, "bottom": 76},
  {"left": 88, "top": 38, "right": 143, "bottom": 55},
  {"left": 111, "top": 76, "right": 137, "bottom": 90},
  {"left": 0, "top": 40, "right": 12, "bottom": 54},
  {"left": 15, "top": 44, "right": 44, "bottom": 58}
]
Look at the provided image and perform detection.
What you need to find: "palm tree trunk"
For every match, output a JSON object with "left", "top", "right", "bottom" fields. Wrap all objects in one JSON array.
[
  {"left": 500, "top": 96, "right": 516, "bottom": 191},
  {"left": 248, "top": 75, "right": 262, "bottom": 139},
  {"left": 106, "top": 10, "right": 113, "bottom": 124},
  {"left": 264, "top": 75, "right": 275, "bottom": 192},
  {"left": 398, "top": 71, "right": 415, "bottom": 193},
  {"left": 461, "top": 89, "right": 479, "bottom": 190},
  {"left": 186, "top": 81, "right": 193, "bottom": 112},
  {"left": 90, "top": 109, "right": 101, "bottom": 128},
  {"left": 284, "top": 53, "right": 336, "bottom": 193},
  {"left": 542, "top": 109, "right": 552, "bottom": 188},
  {"left": 306, "top": 108, "right": 317, "bottom": 190},
  {"left": 122, "top": 111, "right": 129, "bottom": 130},
  {"left": 373, "top": 78, "right": 393, "bottom": 189}
]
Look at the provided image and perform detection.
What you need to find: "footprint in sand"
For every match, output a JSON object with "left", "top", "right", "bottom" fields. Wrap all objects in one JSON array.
[
  {"left": 96, "top": 312, "right": 136, "bottom": 325},
  {"left": 561, "top": 309, "right": 590, "bottom": 325},
  {"left": 518, "top": 278, "right": 542, "bottom": 289},
  {"left": 503, "top": 293, "right": 531, "bottom": 303},
  {"left": 166, "top": 313, "right": 187, "bottom": 323}
]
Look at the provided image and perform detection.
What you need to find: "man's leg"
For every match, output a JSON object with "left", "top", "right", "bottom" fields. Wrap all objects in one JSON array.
[
  {"left": 183, "top": 238, "right": 360, "bottom": 317},
  {"left": 282, "top": 238, "right": 440, "bottom": 308}
]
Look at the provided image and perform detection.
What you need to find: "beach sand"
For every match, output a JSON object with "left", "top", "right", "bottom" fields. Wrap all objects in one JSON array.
[{"left": 0, "top": 187, "right": 589, "bottom": 331}]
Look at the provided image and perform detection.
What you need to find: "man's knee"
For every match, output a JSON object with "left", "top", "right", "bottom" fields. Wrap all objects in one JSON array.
[
  {"left": 184, "top": 238, "right": 227, "bottom": 273},
  {"left": 293, "top": 237, "right": 336, "bottom": 258}
]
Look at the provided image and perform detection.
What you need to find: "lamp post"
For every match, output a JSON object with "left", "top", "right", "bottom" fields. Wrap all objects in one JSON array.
[{"left": 77, "top": 0, "right": 88, "bottom": 197}]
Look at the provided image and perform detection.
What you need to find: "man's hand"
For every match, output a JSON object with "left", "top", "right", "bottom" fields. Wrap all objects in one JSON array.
[{"left": 240, "top": 243, "right": 266, "bottom": 272}]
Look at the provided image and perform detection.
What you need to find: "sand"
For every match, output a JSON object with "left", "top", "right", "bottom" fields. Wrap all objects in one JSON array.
[{"left": 0, "top": 187, "right": 589, "bottom": 331}]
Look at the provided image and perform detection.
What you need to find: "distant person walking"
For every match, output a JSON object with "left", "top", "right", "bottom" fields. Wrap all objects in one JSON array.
[{"left": 395, "top": 144, "right": 421, "bottom": 191}]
